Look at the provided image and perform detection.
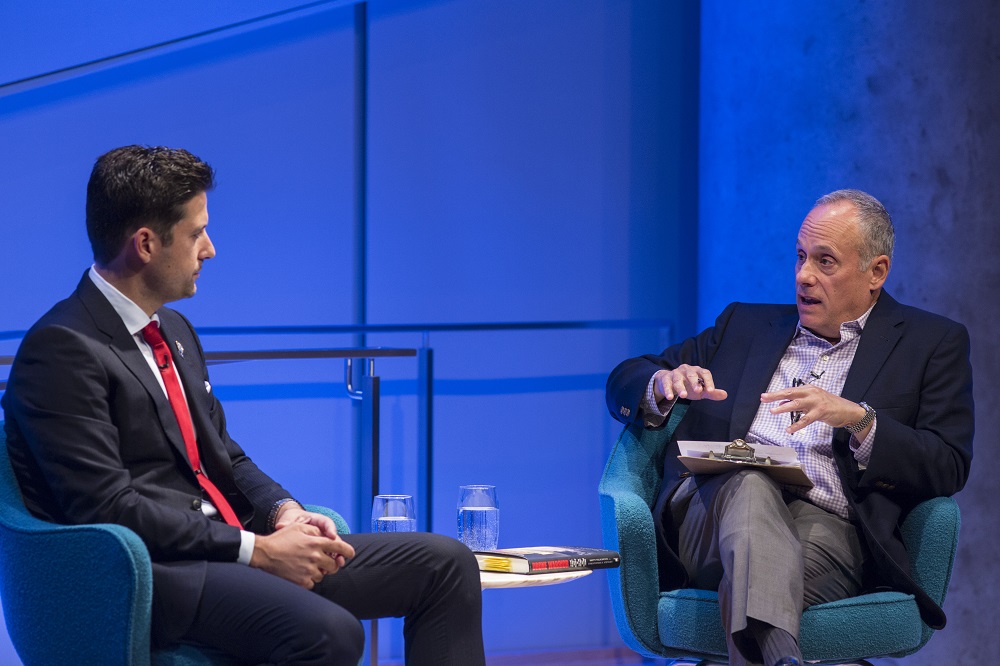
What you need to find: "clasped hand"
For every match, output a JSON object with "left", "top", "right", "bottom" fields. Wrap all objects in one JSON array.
[
  {"left": 761, "top": 384, "right": 868, "bottom": 435},
  {"left": 251, "top": 506, "right": 355, "bottom": 589}
]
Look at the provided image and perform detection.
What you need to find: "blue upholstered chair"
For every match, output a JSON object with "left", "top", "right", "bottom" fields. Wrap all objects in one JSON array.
[
  {"left": 0, "top": 421, "right": 351, "bottom": 665},
  {"left": 598, "top": 406, "right": 961, "bottom": 665}
]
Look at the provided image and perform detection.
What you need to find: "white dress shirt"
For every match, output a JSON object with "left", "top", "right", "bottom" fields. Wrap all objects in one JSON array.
[{"left": 642, "top": 305, "right": 878, "bottom": 519}]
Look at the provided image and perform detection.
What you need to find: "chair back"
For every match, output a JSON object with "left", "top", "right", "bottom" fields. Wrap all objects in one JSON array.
[
  {"left": 598, "top": 406, "right": 686, "bottom": 658},
  {"left": 1, "top": 420, "right": 352, "bottom": 666},
  {"left": 0, "top": 422, "right": 154, "bottom": 665}
]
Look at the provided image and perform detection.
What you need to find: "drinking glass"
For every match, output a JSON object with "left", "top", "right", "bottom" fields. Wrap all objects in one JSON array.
[
  {"left": 457, "top": 484, "right": 499, "bottom": 550},
  {"left": 371, "top": 494, "right": 416, "bottom": 533}
]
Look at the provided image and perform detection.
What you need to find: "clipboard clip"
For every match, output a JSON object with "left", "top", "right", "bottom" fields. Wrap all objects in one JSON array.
[{"left": 706, "top": 439, "right": 774, "bottom": 465}]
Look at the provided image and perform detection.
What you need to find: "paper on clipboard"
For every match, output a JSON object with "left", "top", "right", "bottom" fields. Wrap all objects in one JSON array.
[{"left": 677, "top": 440, "right": 813, "bottom": 487}]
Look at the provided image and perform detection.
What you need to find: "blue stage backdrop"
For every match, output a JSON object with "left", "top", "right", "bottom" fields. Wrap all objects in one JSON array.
[
  {"left": 699, "top": 2, "right": 999, "bottom": 664},
  {"left": 4, "top": 1, "right": 995, "bottom": 663},
  {"left": 0, "top": 0, "right": 697, "bottom": 661}
]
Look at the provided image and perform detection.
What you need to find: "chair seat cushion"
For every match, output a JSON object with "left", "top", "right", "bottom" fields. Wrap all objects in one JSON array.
[
  {"left": 657, "top": 588, "right": 729, "bottom": 659},
  {"left": 799, "top": 591, "right": 923, "bottom": 661},
  {"left": 657, "top": 589, "right": 924, "bottom": 662}
]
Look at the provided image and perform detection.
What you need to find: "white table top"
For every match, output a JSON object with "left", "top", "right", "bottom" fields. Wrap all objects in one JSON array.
[{"left": 479, "top": 569, "right": 593, "bottom": 589}]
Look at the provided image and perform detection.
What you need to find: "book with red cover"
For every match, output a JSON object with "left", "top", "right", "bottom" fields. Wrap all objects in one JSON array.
[{"left": 474, "top": 546, "right": 620, "bottom": 574}]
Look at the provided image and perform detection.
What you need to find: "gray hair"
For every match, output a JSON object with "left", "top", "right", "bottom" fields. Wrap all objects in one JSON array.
[{"left": 815, "top": 189, "right": 894, "bottom": 268}]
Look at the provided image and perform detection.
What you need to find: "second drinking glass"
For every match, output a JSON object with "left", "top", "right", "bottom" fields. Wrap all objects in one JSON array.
[
  {"left": 371, "top": 494, "right": 416, "bottom": 533},
  {"left": 457, "top": 484, "right": 499, "bottom": 550}
]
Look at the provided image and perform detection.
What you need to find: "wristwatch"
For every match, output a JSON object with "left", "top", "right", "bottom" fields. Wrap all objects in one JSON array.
[{"left": 845, "top": 402, "right": 876, "bottom": 434}]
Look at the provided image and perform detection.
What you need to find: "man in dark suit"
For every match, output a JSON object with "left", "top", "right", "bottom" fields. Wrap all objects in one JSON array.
[
  {"left": 606, "top": 190, "right": 974, "bottom": 666},
  {"left": 2, "top": 145, "right": 486, "bottom": 665}
]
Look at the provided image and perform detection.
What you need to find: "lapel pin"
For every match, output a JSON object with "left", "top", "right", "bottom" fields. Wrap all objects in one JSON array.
[{"left": 174, "top": 340, "right": 185, "bottom": 358}]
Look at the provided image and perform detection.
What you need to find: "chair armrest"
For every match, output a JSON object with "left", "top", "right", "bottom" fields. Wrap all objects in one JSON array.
[
  {"left": 302, "top": 504, "right": 350, "bottom": 535},
  {"left": 598, "top": 422, "right": 671, "bottom": 658},
  {"left": 0, "top": 518, "right": 152, "bottom": 666},
  {"left": 900, "top": 496, "right": 960, "bottom": 608}
]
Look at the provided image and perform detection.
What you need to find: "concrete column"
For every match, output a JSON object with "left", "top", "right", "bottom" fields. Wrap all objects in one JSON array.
[{"left": 699, "top": 2, "right": 1000, "bottom": 663}]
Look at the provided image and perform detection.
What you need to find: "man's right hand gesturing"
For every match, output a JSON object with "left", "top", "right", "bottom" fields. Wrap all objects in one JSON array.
[{"left": 653, "top": 364, "right": 729, "bottom": 403}]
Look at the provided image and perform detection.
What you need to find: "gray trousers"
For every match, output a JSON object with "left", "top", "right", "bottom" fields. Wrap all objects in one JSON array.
[{"left": 670, "top": 470, "right": 866, "bottom": 666}]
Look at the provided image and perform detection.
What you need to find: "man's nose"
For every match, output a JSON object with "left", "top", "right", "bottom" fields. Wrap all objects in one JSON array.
[
  {"left": 202, "top": 232, "right": 216, "bottom": 259},
  {"left": 796, "top": 262, "right": 814, "bottom": 284}
]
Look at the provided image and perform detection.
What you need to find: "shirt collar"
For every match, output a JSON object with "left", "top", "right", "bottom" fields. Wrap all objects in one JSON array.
[
  {"left": 796, "top": 300, "right": 877, "bottom": 346},
  {"left": 88, "top": 265, "right": 159, "bottom": 336}
]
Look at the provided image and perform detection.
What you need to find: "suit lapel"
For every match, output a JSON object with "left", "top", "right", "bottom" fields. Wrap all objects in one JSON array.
[
  {"left": 75, "top": 275, "right": 192, "bottom": 466},
  {"left": 729, "top": 310, "right": 799, "bottom": 439},
  {"left": 831, "top": 293, "right": 903, "bottom": 460},
  {"left": 841, "top": 292, "right": 904, "bottom": 403}
]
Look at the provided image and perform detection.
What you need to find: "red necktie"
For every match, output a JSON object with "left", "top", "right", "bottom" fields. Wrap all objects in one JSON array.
[{"left": 141, "top": 321, "right": 242, "bottom": 528}]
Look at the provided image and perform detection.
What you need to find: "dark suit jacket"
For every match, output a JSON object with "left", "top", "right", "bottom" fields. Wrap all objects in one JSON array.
[
  {"left": 605, "top": 292, "right": 974, "bottom": 629},
  {"left": 2, "top": 273, "right": 293, "bottom": 642}
]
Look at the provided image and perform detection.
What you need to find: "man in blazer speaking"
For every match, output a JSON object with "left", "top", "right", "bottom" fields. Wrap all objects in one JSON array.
[
  {"left": 606, "top": 190, "right": 974, "bottom": 666},
  {"left": 2, "top": 145, "right": 485, "bottom": 665}
]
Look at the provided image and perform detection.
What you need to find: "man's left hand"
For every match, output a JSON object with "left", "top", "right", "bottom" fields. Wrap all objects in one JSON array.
[
  {"left": 761, "top": 385, "right": 869, "bottom": 435},
  {"left": 274, "top": 504, "right": 339, "bottom": 539},
  {"left": 274, "top": 504, "right": 350, "bottom": 569}
]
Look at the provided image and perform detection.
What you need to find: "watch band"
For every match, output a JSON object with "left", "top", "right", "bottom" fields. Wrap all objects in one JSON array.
[{"left": 845, "top": 401, "right": 876, "bottom": 434}]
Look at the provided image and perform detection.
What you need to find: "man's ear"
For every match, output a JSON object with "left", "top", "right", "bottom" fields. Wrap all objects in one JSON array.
[
  {"left": 130, "top": 227, "right": 156, "bottom": 264},
  {"left": 869, "top": 255, "right": 890, "bottom": 290}
]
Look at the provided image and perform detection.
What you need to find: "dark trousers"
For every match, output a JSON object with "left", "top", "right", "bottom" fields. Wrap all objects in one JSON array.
[{"left": 176, "top": 532, "right": 485, "bottom": 665}]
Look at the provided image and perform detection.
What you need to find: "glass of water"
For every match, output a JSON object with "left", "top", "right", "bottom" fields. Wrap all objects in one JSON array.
[
  {"left": 371, "top": 494, "right": 416, "bottom": 533},
  {"left": 457, "top": 484, "right": 499, "bottom": 551}
]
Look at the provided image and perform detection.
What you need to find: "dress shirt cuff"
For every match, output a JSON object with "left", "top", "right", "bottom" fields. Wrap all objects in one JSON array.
[
  {"left": 238, "top": 530, "right": 255, "bottom": 565},
  {"left": 641, "top": 371, "right": 677, "bottom": 428},
  {"left": 850, "top": 416, "right": 877, "bottom": 466}
]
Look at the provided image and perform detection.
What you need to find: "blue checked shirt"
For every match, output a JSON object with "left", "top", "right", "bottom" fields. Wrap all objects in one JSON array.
[{"left": 643, "top": 305, "right": 878, "bottom": 519}]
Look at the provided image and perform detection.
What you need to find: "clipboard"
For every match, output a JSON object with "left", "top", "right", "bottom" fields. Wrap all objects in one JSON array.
[{"left": 677, "top": 439, "right": 813, "bottom": 488}]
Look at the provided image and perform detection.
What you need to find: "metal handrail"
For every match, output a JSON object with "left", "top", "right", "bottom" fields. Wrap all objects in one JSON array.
[
  {"left": 2, "top": 318, "right": 671, "bottom": 343},
  {"left": 2, "top": 320, "right": 673, "bottom": 536},
  {"left": 2, "top": 317, "right": 672, "bottom": 376},
  {"left": 191, "top": 318, "right": 672, "bottom": 336}
]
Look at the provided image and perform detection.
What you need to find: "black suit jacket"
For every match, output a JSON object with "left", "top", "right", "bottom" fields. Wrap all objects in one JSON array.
[
  {"left": 2, "top": 273, "right": 293, "bottom": 642},
  {"left": 605, "top": 292, "right": 974, "bottom": 629}
]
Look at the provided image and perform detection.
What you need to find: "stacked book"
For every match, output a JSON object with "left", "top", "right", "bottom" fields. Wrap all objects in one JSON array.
[{"left": 474, "top": 546, "right": 620, "bottom": 575}]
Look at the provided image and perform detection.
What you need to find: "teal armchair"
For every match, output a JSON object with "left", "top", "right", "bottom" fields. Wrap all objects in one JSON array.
[
  {"left": 598, "top": 408, "right": 961, "bottom": 665},
  {"left": 0, "top": 422, "right": 350, "bottom": 665}
]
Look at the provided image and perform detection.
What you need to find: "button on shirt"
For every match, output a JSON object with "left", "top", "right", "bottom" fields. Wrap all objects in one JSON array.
[
  {"left": 88, "top": 267, "right": 255, "bottom": 563},
  {"left": 748, "top": 309, "right": 876, "bottom": 519},
  {"left": 643, "top": 305, "right": 878, "bottom": 520}
]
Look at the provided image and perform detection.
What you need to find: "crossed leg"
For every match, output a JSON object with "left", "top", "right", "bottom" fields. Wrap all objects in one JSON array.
[{"left": 671, "top": 470, "right": 865, "bottom": 666}]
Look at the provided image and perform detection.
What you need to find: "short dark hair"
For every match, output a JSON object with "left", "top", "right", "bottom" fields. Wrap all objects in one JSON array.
[
  {"left": 815, "top": 189, "right": 894, "bottom": 268},
  {"left": 86, "top": 145, "right": 215, "bottom": 265}
]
